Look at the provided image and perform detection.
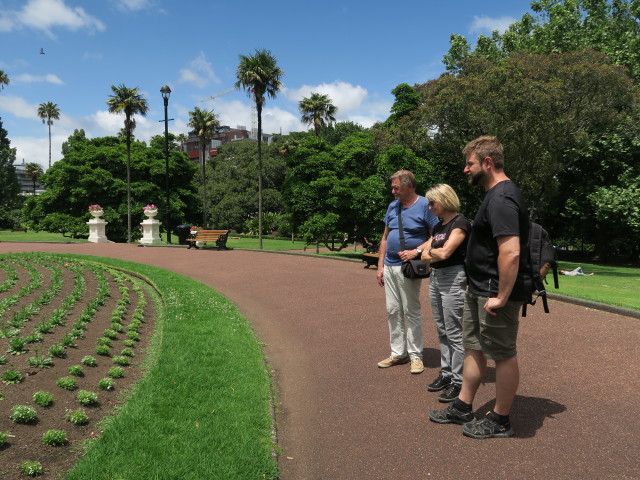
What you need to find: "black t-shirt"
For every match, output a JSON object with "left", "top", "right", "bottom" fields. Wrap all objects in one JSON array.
[
  {"left": 465, "top": 180, "right": 532, "bottom": 301},
  {"left": 430, "top": 215, "right": 471, "bottom": 269}
]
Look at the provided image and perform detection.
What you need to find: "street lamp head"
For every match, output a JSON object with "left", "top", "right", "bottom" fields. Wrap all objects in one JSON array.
[{"left": 160, "top": 84, "right": 171, "bottom": 100}]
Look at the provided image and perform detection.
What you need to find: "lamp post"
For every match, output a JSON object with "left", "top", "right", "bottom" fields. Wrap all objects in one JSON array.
[{"left": 160, "top": 85, "right": 172, "bottom": 244}]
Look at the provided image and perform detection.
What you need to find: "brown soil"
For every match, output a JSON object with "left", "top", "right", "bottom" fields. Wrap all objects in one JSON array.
[{"left": 0, "top": 255, "right": 154, "bottom": 480}]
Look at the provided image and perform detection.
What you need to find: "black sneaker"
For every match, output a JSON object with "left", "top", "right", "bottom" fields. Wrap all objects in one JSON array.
[
  {"left": 427, "top": 373, "right": 451, "bottom": 392},
  {"left": 429, "top": 403, "right": 474, "bottom": 425},
  {"left": 462, "top": 414, "right": 515, "bottom": 439},
  {"left": 438, "top": 383, "right": 461, "bottom": 403}
]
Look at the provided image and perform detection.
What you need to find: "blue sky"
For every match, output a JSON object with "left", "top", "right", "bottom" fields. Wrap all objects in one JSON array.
[{"left": 0, "top": 0, "right": 534, "bottom": 170}]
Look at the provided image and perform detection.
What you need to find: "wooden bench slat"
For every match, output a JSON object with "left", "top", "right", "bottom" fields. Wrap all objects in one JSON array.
[{"left": 187, "top": 229, "right": 231, "bottom": 250}]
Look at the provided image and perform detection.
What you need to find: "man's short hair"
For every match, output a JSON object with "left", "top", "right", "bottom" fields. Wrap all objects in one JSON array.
[
  {"left": 426, "top": 183, "right": 460, "bottom": 213},
  {"left": 462, "top": 136, "right": 504, "bottom": 170},
  {"left": 390, "top": 170, "right": 416, "bottom": 189}
]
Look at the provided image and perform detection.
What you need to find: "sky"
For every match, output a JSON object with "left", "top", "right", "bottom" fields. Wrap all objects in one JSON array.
[{"left": 0, "top": 0, "right": 535, "bottom": 170}]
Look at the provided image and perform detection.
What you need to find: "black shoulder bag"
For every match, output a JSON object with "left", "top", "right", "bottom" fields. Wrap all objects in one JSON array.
[{"left": 397, "top": 203, "right": 431, "bottom": 279}]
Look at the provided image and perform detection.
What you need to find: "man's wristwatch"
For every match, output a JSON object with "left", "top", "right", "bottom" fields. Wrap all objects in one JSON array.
[{"left": 416, "top": 248, "right": 422, "bottom": 256}]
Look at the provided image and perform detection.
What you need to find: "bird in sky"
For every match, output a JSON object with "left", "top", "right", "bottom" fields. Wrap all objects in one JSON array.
[{"left": 40, "top": 48, "right": 45, "bottom": 54}]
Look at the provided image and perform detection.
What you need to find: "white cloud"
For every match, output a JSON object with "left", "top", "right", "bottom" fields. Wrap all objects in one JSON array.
[
  {"left": 112, "top": 0, "right": 153, "bottom": 12},
  {"left": 285, "top": 81, "right": 369, "bottom": 114},
  {"left": 13, "top": 73, "right": 64, "bottom": 85},
  {"left": 0, "top": 95, "right": 40, "bottom": 120},
  {"left": 2, "top": 0, "right": 105, "bottom": 37},
  {"left": 177, "top": 52, "right": 220, "bottom": 89},
  {"left": 469, "top": 15, "right": 516, "bottom": 34}
]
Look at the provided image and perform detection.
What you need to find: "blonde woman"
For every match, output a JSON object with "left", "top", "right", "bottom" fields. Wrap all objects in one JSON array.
[{"left": 419, "top": 184, "right": 471, "bottom": 402}]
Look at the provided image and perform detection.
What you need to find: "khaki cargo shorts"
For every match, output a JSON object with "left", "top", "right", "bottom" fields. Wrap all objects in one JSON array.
[{"left": 462, "top": 291, "right": 520, "bottom": 360}]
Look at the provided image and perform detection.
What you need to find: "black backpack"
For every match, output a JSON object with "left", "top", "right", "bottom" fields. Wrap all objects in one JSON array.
[{"left": 522, "top": 221, "right": 559, "bottom": 317}]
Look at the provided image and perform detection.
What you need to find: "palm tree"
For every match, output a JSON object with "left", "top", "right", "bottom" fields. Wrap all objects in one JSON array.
[
  {"left": 235, "top": 49, "right": 284, "bottom": 249},
  {"left": 106, "top": 84, "right": 149, "bottom": 243},
  {"left": 37, "top": 102, "right": 61, "bottom": 169},
  {"left": 0, "top": 70, "right": 9, "bottom": 91},
  {"left": 187, "top": 107, "right": 219, "bottom": 229},
  {"left": 24, "top": 162, "right": 43, "bottom": 195},
  {"left": 299, "top": 93, "right": 337, "bottom": 136}
]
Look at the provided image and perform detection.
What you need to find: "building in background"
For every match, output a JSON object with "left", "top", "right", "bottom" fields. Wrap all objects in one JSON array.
[
  {"left": 180, "top": 125, "right": 273, "bottom": 162},
  {"left": 14, "top": 161, "right": 45, "bottom": 195}
]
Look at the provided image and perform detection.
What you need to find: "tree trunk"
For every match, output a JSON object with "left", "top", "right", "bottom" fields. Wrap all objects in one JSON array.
[
  {"left": 126, "top": 134, "right": 131, "bottom": 243},
  {"left": 48, "top": 122, "right": 52, "bottom": 169},
  {"left": 202, "top": 141, "right": 208, "bottom": 229},
  {"left": 257, "top": 102, "right": 263, "bottom": 250}
]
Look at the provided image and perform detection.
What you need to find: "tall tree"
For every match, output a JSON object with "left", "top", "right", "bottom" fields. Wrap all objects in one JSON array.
[
  {"left": 298, "top": 93, "right": 338, "bottom": 135},
  {"left": 0, "top": 118, "right": 20, "bottom": 223},
  {"left": 444, "top": 0, "right": 640, "bottom": 81},
  {"left": 236, "top": 48, "right": 284, "bottom": 249},
  {"left": 37, "top": 101, "right": 61, "bottom": 169},
  {"left": 187, "top": 106, "right": 219, "bottom": 229},
  {"left": 24, "top": 162, "right": 43, "bottom": 195},
  {"left": 106, "top": 84, "right": 149, "bottom": 243},
  {"left": 0, "top": 70, "right": 9, "bottom": 91},
  {"left": 385, "top": 83, "right": 420, "bottom": 126}
]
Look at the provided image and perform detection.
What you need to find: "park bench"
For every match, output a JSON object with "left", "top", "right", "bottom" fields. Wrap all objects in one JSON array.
[
  {"left": 187, "top": 229, "right": 231, "bottom": 250},
  {"left": 362, "top": 252, "right": 380, "bottom": 269},
  {"left": 11, "top": 227, "right": 27, "bottom": 232}
]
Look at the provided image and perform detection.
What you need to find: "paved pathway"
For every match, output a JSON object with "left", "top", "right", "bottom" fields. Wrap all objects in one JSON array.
[{"left": 1, "top": 242, "right": 638, "bottom": 479}]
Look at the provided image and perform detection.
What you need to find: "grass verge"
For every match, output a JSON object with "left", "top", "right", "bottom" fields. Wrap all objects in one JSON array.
[
  {"left": 56, "top": 254, "right": 277, "bottom": 480},
  {"left": 0, "top": 230, "right": 88, "bottom": 242}
]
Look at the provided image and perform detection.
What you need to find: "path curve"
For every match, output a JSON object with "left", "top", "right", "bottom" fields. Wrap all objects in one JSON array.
[{"left": 1, "top": 243, "right": 638, "bottom": 479}]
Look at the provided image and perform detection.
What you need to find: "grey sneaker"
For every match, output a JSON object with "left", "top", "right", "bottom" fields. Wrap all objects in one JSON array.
[
  {"left": 462, "top": 413, "right": 515, "bottom": 439},
  {"left": 377, "top": 355, "right": 409, "bottom": 368},
  {"left": 429, "top": 402, "right": 474, "bottom": 425},
  {"left": 438, "top": 383, "right": 461, "bottom": 403}
]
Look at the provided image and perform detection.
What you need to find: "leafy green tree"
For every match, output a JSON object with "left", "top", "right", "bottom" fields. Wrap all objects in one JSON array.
[
  {"left": 23, "top": 133, "right": 198, "bottom": 242},
  {"left": 106, "top": 84, "right": 149, "bottom": 242},
  {"left": 207, "top": 139, "right": 286, "bottom": 232},
  {"left": 37, "top": 102, "right": 60, "bottom": 169},
  {"left": 236, "top": 48, "right": 284, "bottom": 249},
  {"left": 0, "top": 118, "right": 20, "bottom": 227},
  {"left": 187, "top": 106, "right": 219, "bottom": 229},
  {"left": 318, "top": 121, "right": 365, "bottom": 146},
  {"left": 299, "top": 93, "right": 338, "bottom": 135},
  {"left": 0, "top": 70, "right": 8, "bottom": 90},
  {"left": 24, "top": 162, "right": 43, "bottom": 195},
  {"left": 444, "top": 0, "right": 640, "bottom": 81},
  {"left": 385, "top": 83, "right": 421, "bottom": 126}
]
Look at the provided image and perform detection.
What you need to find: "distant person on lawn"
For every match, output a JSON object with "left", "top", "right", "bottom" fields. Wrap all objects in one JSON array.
[
  {"left": 419, "top": 184, "right": 471, "bottom": 403},
  {"left": 376, "top": 170, "right": 438, "bottom": 375},
  {"left": 429, "top": 136, "right": 531, "bottom": 439},
  {"left": 560, "top": 267, "right": 594, "bottom": 276}
]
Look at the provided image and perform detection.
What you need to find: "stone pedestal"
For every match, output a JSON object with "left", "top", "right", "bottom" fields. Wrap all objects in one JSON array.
[
  {"left": 140, "top": 218, "right": 162, "bottom": 244},
  {"left": 87, "top": 218, "right": 110, "bottom": 243}
]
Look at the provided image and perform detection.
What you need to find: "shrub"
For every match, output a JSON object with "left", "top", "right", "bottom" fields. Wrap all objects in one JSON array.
[
  {"left": 103, "top": 329, "right": 118, "bottom": 339},
  {"left": 41, "top": 429, "right": 67, "bottom": 446},
  {"left": 48, "top": 344, "right": 66, "bottom": 358},
  {"left": 0, "top": 431, "right": 9, "bottom": 447},
  {"left": 65, "top": 408, "right": 89, "bottom": 425},
  {"left": 107, "top": 366, "right": 124, "bottom": 378},
  {"left": 56, "top": 376, "right": 77, "bottom": 391},
  {"left": 127, "top": 331, "right": 140, "bottom": 341},
  {"left": 123, "top": 339, "right": 135, "bottom": 348},
  {"left": 20, "top": 460, "right": 44, "bottom": 477},
  {"left": 68, "top": 365, "right": 84, "bottom": 377},
  {"left": 120, "top": 348, "right": 135, "bottom": 357},
  {"left": 2, "top": 368, "right": 24, "bottom": 384},
  {"left": 97, "top": 337, "right": 112, "bottom": 347},
  {"left": 60, "top": 336, "right": 76, "bottom": 348},
  {"left": 32, "top": 391, "right": 53, "bottom": 407},
  {"left": 27, "top": 352, "right": 53, "bottom": 368},
  {"left": 112, "top": 356, "right": 130, "bottom": 366},
  {"left": 110, "top": 323, "right": 124, "bottom": 333},
  {"left": 81, "top": 355, "right": 98, "bottom": 367},
  {"left": 77, "top": 390, "right": 98, "bottom": 406},
  {"left": 97, "top": 377, "right": 115, "bottom": 391},
  {"left": 10, "top": 405, "right": 37, "bottom": 423},
  {"left": 8, "top": 337, "right": 28, "bottom": 354},
  {"left": 95, "top": 345, "right": 111, "bottom": 356},
  {"left": 0, "top": 354, "right": 7, "bottom": 365}
]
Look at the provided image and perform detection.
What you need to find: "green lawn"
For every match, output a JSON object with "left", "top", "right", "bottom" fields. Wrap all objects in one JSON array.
[
  {"left": 553, "top": 261, "right": 640, "bottom": 310},
  {"left": 0, "top": 230, "right": 88, "bottom": 242}
]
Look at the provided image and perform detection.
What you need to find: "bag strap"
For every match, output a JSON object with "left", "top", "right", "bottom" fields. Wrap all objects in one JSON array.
[{"left": 396, "top": 202, "right": 407, "bottom": 251}]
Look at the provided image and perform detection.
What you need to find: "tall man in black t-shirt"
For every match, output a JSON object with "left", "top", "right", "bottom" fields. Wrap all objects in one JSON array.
[{"left": 429, "top": 136, "right": 531, "bottom": 439}]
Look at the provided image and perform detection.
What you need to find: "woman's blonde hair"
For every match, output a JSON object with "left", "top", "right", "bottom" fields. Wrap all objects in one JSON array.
[{"left": 425, "top": 184, "right": 460, "bottom": 213}]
